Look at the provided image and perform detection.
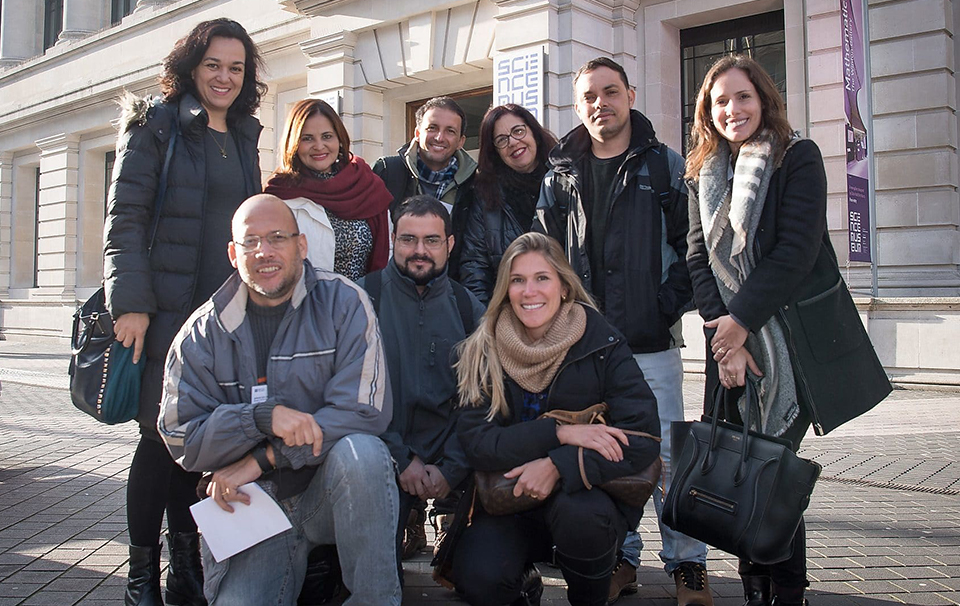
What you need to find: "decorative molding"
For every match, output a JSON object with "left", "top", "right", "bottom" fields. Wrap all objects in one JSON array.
[{"left": 35, "top": 133, "right": 81, "bottom": 155}]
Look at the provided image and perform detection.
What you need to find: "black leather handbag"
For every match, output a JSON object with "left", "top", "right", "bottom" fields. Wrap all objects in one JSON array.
[
  {"left": 662, "top": 382, "right": 821, "bottom": 565},
  {"left": 69, "top": 289, "right": 142, "bottom": 424},
  {"left": 68, "top": 106, "right": 178, "bottom": 424}
]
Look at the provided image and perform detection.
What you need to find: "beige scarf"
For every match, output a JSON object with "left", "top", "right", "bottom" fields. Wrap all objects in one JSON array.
[{"left": 495, "top": 301, "right": 587, "bottom": 393}]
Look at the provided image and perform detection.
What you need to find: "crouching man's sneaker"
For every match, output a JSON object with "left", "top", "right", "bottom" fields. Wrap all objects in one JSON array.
[
  {"left": 673, "top": 562, "right": 713, "bottom": 606},
  {"left": 607, "top": 560, "right": 638, "bottom": 604}
]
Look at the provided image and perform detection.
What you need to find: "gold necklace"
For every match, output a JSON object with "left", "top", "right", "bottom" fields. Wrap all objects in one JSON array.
[{"left": 207, "top": 129, "right": 229, "bottom": 159}]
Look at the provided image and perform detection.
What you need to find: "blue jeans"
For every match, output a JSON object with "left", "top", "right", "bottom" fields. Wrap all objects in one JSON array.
[
  {"left": 621, "top": 349, "right": 707, "bottom": 575},
  {"left": 201, "top": 434, "right": 402, "bottom": 605}
]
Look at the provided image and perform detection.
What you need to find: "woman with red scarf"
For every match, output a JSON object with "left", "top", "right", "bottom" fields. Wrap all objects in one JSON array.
[{"left": 265, "top": 98, "right": 392, "bottom": 280}]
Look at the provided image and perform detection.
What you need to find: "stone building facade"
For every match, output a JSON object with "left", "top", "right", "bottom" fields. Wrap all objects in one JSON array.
[{"left": 0, "top": 0, "right": 957, "bottom": 384}]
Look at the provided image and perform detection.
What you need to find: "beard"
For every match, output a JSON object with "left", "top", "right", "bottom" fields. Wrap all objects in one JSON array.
[
  {"left": 241, "top": 263, "right": 301, "bottom": 302},
  {"left": 398, "top": 255, "right": 446, "bottom": 286}
]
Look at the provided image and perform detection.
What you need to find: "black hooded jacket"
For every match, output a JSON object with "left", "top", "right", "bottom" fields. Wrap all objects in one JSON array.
[{"left": 535, "top": 110, "right": 692, "bottom": 354}]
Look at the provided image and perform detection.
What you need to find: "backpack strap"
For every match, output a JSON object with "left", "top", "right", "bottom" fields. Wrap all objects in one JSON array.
[
  {"left": 365, "top": 269, "right": 384, "bottom": 315},
  {"left": 646, "top": 142, "right": 671, "bottom": 212},
  {"left": 450, "top": 280, "right": 477, "bottom": 335}
]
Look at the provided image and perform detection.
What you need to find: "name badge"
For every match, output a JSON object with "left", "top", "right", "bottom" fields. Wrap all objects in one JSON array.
[{"left": 251, "top": 384, "right": 268, "bottom": 405}]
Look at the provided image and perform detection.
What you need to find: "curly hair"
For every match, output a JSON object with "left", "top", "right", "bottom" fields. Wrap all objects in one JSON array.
[
  {"left": 272, "top": 98, "right": 352, "bottom": 183},
  {"left": 456, "top": 232, "right": 596, "bottom": 420},
  {"left": 159, "top": 18, "right": 267, "bottom": 121},
  {"left": 474, "top": 104, "right": 558, "bottom": 210},
  {"left": 685, "top": 54, "right": 793, "bottom": 180}
]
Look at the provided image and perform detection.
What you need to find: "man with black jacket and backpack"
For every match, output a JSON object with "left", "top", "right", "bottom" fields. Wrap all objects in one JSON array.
[
  {"left": 358, "top": 196, "right": 485, "bottom": 586},
  {"left": 372, "top": 97, "right": 477, "bottom": 281},
  {"left": 535, "top": 57, "right": 711, "bottom": 606}
]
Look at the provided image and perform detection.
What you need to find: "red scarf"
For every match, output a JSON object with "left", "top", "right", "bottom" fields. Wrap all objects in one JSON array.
[{"left": 265, "top": 156, "right": 392, "bottom": 273}]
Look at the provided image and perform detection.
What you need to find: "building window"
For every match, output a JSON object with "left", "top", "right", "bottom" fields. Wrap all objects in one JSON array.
[
  {"left": 111, "top": 0, "right": 135, "bottom": 25},
  {"left": 680, "top": 11, "right": 785, "bottom": 151},
  {"left": 405, "top": 87, "right": 493, "bottom": 154},
  {"left": 43, "top": 0, "right": 63, "bottom": 51},
  {"left": 104, "top": 151, "right": 115, "bottom": 219}
]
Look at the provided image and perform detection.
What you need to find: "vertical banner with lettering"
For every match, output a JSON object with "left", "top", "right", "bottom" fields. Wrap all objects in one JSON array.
[
  {"left": 841, "top": 0, "right": 871, "bottom": 262},
  {"left": 493, "top": 48, "right": 544, "bottom": 122}
]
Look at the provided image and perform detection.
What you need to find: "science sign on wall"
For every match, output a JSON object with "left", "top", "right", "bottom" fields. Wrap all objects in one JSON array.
[{"left": 493, "top": 48, "right": 544, "bottom": 122}]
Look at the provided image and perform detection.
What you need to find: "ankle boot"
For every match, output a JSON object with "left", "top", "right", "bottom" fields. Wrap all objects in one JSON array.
[
  {"left": 741, "top": 575, "right": 772, "bottom": 606},
  {"left": 771, "top": 584, "right": 808, "bottom": 606},
  {"left": 125, "top": 544, "right": 162, "bottom": 606},
  {"left": 165, "top": 532, "right": 207, "bottom": 606}
]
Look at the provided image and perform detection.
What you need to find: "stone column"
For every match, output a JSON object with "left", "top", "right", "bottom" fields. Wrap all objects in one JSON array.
[
  {"left": 301, "top": 30, "right": 385, "bottom": 163},
  {"left": 34, "top": 134, "right": 80, "bottom": 298},
  {"left": 0, "top": 153, "right": 13, "bottom": 296},
  {"left": 58, "top": 0, "right": 103, "bottom": 43},
  {"left": 0, "top": 0, "right": 42, "bottom": 67}
]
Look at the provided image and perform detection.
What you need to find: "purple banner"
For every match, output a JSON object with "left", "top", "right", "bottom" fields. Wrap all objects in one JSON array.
[{"left": 841, "top": 0, "right": 871, "bottom": 262}]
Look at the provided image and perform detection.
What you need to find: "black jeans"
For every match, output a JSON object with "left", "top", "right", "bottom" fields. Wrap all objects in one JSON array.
[{"left": 453, "top": 488, "right": 627, "bottom": 606}]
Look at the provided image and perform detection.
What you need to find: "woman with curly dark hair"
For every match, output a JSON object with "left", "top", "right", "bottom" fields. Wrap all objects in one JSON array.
[
  {"left": 103, "top": 18, "right": 265, "bottom": 605},
  {"left": 264, "top": 98, "right": 393, "bottom": 280},
  {"left": 459, "top": 104, "right": 558, "bottom": 304}
]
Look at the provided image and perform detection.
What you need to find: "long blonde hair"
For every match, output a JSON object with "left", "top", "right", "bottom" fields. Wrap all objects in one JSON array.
[
  {"left": 456, "top": 233, "right": 596, "bottom": 420},
  {"left": 685, "top": 54, "right": 794, "bottom": 180}
]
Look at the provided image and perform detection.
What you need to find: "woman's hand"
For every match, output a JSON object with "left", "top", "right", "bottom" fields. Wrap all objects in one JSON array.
[
  {"left": 705, "top": 315, "right": 749, "bottom": 364},
  {"left": 114, "top": 312, "right": 150, "bottom": 364},
  {"left": 504, "top": 457, "right": 560, "bottom": 500},
  {"left": 718, "top": 347, "right": 762, "bottom": 389},
  {"left": 556, "top": 424, "right": 628, "bottom": 462}
]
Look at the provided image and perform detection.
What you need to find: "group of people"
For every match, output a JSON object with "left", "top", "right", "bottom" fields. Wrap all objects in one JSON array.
[{"left": 103, "top": 16, "right": 890, "bottom": 606}]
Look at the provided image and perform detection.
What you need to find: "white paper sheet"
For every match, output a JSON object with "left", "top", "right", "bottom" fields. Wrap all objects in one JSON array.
[{"left": 190, "top": 482, "right": 293, "bottom": 562}]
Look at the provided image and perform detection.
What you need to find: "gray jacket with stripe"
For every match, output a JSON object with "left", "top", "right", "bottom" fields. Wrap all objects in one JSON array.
[{"left": 158, "top": 260, "right": 392, "bottom": 478}]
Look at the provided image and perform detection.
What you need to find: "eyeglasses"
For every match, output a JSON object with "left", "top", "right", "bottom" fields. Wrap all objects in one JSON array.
[
  {"left": 234, "top": 231, "right": 300, "bottom": 253},
  {"left": 395, "top": 235, "right": 445, "bottom": 250},
  {"left": 493, "top": 125, "right": 528, "bottom": 149}
]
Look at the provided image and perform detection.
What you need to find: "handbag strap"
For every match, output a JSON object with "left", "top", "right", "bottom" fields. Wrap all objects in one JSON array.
[
  {"left": 146, "top": 106, "right": 179, "bottom": 256},
  {"left": 706, "top": 381, "right": 758, "bottom": 484}
]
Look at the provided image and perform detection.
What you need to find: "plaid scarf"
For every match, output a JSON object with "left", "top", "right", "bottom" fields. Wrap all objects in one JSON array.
[
  {"left": 417, "top": 155, "right": 459, "bottom": 200},
  {"left": 697, "top": 130, "right": 801, "bottom": 437}
]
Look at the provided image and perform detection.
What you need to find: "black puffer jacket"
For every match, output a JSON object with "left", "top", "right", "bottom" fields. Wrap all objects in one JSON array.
[
  {"left": 456, "top": 305, "right": 660, "bottom": 527},
  {"left": 103, "top": 93, "right": 262, "bottom": 432},
  {"left": 458, "top": 190, "right": 529, "bottom": 305},
  {"left": 535, "top": 110, "right": 692, "bottom": 354}
]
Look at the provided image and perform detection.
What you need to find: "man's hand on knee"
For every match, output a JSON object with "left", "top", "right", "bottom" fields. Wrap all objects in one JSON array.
[
  {"left": 271, "top": 405, "right": 324, "bottom": 457},
  {"left": 208, "top": 456, "right": 261, "bottom": 513}
]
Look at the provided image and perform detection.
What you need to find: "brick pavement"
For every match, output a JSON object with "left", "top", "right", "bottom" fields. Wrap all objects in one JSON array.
[{"left": 0, "top": 339, "right": 958, "bottom": 605}]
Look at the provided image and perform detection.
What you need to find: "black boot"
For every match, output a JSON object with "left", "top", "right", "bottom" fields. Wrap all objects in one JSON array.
[
  {"left": 511, "top": 563, "right": 543, "bottom": 606},
  {"left": 165, "top": 532, "right": 207, "bottom": 606},
  {"left": 125, "top": 544, "right": 162, "bottom": 606},
  {"left": 741, "top": 575, "right": 772, "bottom": 606},
  {"left": 771, "top": 584, "right": 808, "bottom": 606}
]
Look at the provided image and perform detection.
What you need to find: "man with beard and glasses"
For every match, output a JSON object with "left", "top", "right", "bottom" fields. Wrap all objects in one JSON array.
[
  {"left": 358, "top": 195, "right": 484, "bottom": 585},
  {"left": 159, "top": 194, "right": 401, "bottom": 605}
]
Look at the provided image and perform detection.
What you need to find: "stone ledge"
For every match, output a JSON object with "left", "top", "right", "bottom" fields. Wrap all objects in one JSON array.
[{"left": 853, "top": 296, "right": 960, "bottom": 311}]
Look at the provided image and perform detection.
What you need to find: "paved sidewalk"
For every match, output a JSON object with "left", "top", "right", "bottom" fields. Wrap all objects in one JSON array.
[{"left": 0, "top": 338, "right": 958, "bottom": 605}]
